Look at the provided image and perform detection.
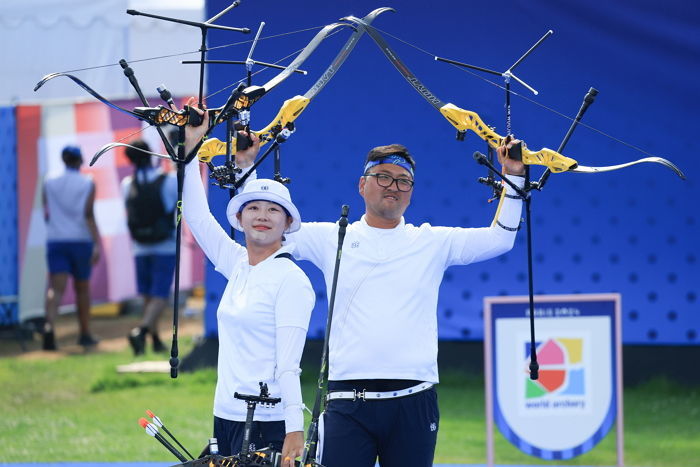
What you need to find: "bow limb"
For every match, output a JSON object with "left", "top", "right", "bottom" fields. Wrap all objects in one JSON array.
[
  {"left": 34, "top": 72, "right": 149, "bottom": 121},
  {"left": 252, "top": 8, "right": 393, "bottom": 140},
  {"left": 35, "top": 22, "right": 350, "bottom": 135},
  {"left": 256, "top": 23, "right": 352, "bottom": 96},
  {"left": 571, "top": 157, "right": 686, "bottom": 178},
  {"left": 34, "top": 72, "right": 203, "bottom": 130},
  {"left": 90, "top": 142, "right": 171, "bottom": 167},
  {"left": 199, "top": 7, "right": 393, "bottom": 163}
]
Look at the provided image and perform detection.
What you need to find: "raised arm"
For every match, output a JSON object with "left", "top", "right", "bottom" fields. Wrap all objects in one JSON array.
[
  {"left": 442, "top": 138, "right": 526, "bottom": 266},
  {"left": 182, "top": 161, "right": 243, "bottom": 278},
  {"left": 182, "top": 103, "right": 256, "bottom": 275}
]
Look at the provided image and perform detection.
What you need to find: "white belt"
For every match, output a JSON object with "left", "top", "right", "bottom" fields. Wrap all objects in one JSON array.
[{"left": 326, "top": 382, "right": 433, "bottom": 402}]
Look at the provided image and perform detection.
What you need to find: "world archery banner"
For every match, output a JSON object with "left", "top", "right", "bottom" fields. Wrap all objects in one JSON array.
[{"left": 484, "top": 294, "right": 623, "bottom": 465}]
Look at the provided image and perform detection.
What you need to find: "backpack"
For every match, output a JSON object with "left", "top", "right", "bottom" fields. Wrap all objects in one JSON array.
[{"left": 126, "top": 173, "right": 175, "bottom": 244}]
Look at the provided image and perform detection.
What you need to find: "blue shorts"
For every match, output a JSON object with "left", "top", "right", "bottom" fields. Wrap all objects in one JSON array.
[
  {"left": 47, "top": 241, "right": 93, "bottom": 280},
  {"left": 213, "top": 416, "right": 285, "bottom": 457},
  {"left": 135, "top": 254, "right": 176, "bottom": 299}
]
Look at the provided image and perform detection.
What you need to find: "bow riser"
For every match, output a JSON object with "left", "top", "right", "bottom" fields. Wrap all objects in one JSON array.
[
  {"left": 440, "top": 103, "right": 578, "bottom": 172},
  {"left": 255, "top": 95, "right": 309, "bottom": 142},
  {"left": 197, "top": 95, "right": 310, "bottom": 163},
  {"left": 35, "top": 72, "right": 149, "bottom": 122}
]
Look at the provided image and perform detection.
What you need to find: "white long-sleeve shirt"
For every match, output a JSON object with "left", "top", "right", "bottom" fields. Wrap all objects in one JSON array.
[
  {"left": 286, "top": 175, "right": 524, "bottom": 383},
  {"left": 183, "top": 161, "right": 314, "bottom": 432}
]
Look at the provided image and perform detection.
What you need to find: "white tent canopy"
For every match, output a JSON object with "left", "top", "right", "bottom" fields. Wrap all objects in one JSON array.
[{"left": 1, "top": 0, "right": 205, "bottom": 105}]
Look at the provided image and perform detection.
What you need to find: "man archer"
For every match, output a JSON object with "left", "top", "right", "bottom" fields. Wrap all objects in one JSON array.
[{"left": 229, "top": 132, "right": 525, "bottom": 467}]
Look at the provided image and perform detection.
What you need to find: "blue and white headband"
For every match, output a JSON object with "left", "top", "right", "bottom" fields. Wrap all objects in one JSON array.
[{"left": 363, "top": 154, "right": 414, "bottom": 177}]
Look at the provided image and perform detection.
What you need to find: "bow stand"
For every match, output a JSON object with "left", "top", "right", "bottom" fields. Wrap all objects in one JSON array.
[{"left": 302, "top": 205, "right": 349, "bottom": 467}]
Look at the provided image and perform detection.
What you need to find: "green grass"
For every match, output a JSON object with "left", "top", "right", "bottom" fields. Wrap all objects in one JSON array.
[{"left": 0, "top": 344, "right": 698, "bottom": 466}]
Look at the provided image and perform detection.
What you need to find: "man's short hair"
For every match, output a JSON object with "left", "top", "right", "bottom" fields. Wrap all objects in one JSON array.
[
  {"left": 125, "top": 140, "right": 152, "bottom": 168},
  {"left": 364, "top": 144, "right": 416, "bottom": 175},
  {"left": 61, "top": 145, "right": 82, "bottom": 166}
]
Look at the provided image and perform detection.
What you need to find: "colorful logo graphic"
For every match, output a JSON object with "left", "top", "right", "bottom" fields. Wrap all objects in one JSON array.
[{"left": 525, "top": 338, "right": 584, "bottom": 398}]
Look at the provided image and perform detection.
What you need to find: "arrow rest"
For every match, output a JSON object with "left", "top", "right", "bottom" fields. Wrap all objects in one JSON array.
[{"left": 208, "top": 121, "right": 296, "bottom": 190}]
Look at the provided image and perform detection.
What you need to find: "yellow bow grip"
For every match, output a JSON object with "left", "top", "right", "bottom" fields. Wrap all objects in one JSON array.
[
  {"left": 197, "top": 95, "right": 311, "bottom": 163},
  {"left": 439, "top": 103, "right": 578, "bottom": 173}
]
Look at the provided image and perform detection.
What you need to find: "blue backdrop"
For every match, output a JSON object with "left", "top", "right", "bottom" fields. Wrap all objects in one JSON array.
[
  {"left": 202, "top": 0, "right": 698, "bottom": 345},
  {"left": 0, "top": 106, "right": 18, "bottom": 326}
]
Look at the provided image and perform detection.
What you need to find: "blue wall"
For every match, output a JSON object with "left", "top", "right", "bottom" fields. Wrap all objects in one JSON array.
[
  {"left": 0, "top": 107, "right": 19, "bottom": 326},
  {"left": 203, "top": 0, "right": 699, "bottom": 345}
]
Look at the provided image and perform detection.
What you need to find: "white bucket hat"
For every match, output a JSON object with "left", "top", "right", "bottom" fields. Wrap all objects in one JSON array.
[{"left": 226, "top": 179, "right": 301, "bottom": 233}]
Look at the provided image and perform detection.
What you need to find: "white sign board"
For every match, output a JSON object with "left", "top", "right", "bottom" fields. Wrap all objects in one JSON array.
[{"left": 484, "top": 294, "right": 623, "bottom": 465}]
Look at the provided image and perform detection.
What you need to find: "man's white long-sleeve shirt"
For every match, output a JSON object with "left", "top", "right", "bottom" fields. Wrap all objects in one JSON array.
[{"left": 286, "top": 176, "right": 524, "bottom": 383}]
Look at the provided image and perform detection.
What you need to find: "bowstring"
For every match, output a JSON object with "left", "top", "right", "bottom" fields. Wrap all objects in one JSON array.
[
  {"left": 114, "top": 126, "right": 153, "bottom": 145},
  {"left": 373, "top": 26, "right": 664, "bottom": 159},
  {"left": 205, "top": 27, "right": 346, "bottom": 99},
  {"left": 56, "top": 25, "right": 325, "bottom": 74}
]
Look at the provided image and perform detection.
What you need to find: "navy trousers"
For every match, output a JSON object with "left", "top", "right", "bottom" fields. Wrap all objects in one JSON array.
[
  {"left": 213, "top": 416, "right": 285, "bottom": 457},
  {"left": 320, "top": 380, "right": 439, "bottom": 467}
]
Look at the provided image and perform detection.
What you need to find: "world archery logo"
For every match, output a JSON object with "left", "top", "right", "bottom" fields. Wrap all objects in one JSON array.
[{"left": 524, "top": 338, "right": 585, "bottom": 409}]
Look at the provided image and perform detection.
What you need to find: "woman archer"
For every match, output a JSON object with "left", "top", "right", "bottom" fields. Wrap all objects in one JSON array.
[{"left": 183, "top": 108, "right": 314, "bottom": 467}]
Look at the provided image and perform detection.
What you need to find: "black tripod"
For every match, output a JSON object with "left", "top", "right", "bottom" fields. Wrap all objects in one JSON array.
[{"left": 231, "top": 383, "right": 302, "bottom": 467}]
